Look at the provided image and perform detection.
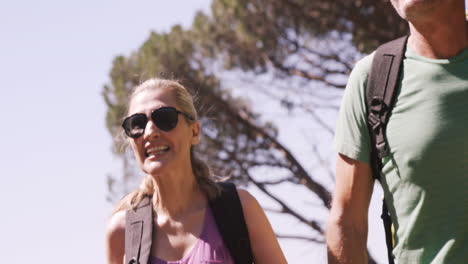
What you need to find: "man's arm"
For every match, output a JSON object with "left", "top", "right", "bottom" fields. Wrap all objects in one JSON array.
[{"left": 326, "top": 154, "right": 374, "bottom": 264}]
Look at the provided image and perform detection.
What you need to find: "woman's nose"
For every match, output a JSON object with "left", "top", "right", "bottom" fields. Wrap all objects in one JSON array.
[{"left": 143, "top": 119, "right": 160, "bottom": 139}]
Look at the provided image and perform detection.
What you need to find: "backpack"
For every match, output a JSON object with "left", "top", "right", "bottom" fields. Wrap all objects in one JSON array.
[
  {"left": 366, "top": 35, "right": 408, "bottom": 264},
  {"left": 124, "top": 182, "right": 254, "bottom": 264}
]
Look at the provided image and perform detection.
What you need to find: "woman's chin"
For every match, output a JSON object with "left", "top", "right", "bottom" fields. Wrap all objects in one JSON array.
[
  {"left": 143, "top": 162, "right": 164, "bottom": 175},
  {"left": 142, "top": 158, "right": 173, "bottom": 176}
]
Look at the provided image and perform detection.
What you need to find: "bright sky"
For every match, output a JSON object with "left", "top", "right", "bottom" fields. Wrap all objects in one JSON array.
[{"left": 2, "top": 1, "right": 466, "bottom": 263}]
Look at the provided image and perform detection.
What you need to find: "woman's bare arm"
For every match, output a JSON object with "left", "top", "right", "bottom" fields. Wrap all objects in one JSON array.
[
  {"left": 106, "top": 210, "right": 126, "bottom": 264},
  {"left": 238, "top": 189, "right": 288, "bottom": 264}
]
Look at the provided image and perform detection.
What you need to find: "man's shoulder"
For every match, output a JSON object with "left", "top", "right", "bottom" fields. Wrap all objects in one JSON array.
[
  {"left": 351, "top": 51, "right": 375, "bottom": 78},
  {"left": 345, "top": 51, "right": 376, "bottom": 92}
]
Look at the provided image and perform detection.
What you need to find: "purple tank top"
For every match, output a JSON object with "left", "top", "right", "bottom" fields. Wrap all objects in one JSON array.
[{"left": 149, "top": 206, "right": 235, "bottom": 264}]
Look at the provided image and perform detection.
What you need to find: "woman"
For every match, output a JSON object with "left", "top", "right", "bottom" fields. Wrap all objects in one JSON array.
[{"left": 106, "top": 78, "right": 287, "bottom": 264}]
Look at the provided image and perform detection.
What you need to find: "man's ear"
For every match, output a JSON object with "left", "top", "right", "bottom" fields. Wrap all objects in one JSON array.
[{"left": 191, "top": 121, "right": 201, "bottom": 145}]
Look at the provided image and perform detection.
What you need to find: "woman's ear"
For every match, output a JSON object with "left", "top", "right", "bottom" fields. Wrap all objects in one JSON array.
[{"left": 191, "top": 121, "right": 201, "bottom": 145}]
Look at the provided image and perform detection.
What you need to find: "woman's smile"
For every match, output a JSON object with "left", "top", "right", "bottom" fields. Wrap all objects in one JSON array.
[{"left": 145, "top": 145, "right": 171, "bottom": 159}]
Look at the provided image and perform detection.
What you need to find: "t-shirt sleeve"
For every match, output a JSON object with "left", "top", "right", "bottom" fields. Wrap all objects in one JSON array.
[{"left": 334, "top": 53, "right": 374, "bottom": 164}]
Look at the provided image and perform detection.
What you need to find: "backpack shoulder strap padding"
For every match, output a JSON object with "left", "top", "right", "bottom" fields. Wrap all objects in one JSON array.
[
  {"left": 209, "top": 182, "right": 254, "bottom": 264},
  {"left": 125, "top": 196, "right": 153, "bottom": 264},
  {"left": 366, "top": 35, "right": 408, "bottom": 165}
]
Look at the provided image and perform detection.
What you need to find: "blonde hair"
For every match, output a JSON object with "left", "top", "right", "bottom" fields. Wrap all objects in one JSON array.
[{"left": 114, "top": 78, "right": 221, "bottom": 213}]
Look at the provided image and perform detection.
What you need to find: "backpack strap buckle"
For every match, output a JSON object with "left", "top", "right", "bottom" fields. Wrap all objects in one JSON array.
[
  {"left": 368, "top": 97, "right": 388, "bottom": 157},
  {"left": 128, "top": 258, "right": 139, "bottom": 264}
]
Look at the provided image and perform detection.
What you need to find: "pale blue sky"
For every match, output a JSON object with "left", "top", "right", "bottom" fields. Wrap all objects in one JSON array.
[
  {"left": 1, "top": 1, "right": 466, "bottom": 263},
  {"left": 0, "top": 1, "right": 211, "bottom": 262}
]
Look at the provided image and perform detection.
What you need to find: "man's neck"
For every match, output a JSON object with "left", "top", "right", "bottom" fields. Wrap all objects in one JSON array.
[{"left": 408, "top": 5, "right": 468, "bottom": 59}]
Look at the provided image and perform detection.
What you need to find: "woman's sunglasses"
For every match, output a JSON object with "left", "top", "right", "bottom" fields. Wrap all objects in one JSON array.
[{"left": 122, "top": 106, "right": 194, "bottom": 138}]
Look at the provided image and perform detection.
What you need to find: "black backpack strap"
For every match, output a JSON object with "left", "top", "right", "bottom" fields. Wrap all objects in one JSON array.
[
  {"left": 366, "top": 35, "right": 408, "bottom": 170},
  {"left": 125, "top": 197, "right": 153, "bottom": 264},
  {"left": 209, "top": 182, "right": 254, "bottom": 264},
  {"left": 366, "top": 35, "right": 408, "bottom": 264}
]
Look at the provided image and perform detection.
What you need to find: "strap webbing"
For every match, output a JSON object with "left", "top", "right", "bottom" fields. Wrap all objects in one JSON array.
[{"left": 381, "top": 201, "right": 394, "bottom": 264}]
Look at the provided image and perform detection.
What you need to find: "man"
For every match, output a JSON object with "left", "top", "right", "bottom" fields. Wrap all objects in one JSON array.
[{"left": 327, "top": 0, "right": 467, "bottom": 263}]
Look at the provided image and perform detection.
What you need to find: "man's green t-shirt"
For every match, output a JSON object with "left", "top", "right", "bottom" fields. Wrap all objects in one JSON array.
[{"left": 335, "top": 46, "right": 468, "bottom": 263}]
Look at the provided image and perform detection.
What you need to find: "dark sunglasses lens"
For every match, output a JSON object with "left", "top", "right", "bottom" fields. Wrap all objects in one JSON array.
[
  {"left": 124, "top": 114, "right": 147, "bottom": 138},
  {"left": 152, "top": 107, "right": 178, "bottom": 131}
]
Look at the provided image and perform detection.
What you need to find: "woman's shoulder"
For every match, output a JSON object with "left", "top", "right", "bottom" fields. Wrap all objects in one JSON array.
[
  {"left": 236, "top": 188, "right": 262, "bottom": 216},
  {"left": 235, "top": 188, "right": 288, "bottom": 263},
  {"left": 106, "top": 210, "right": 126, "bottom": 244},
  {"left": 236, "top": 188, "right": 256, "bottom": 204},
  {"left": 212, "top": 185, "right": 263, "bottom": 223}
]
